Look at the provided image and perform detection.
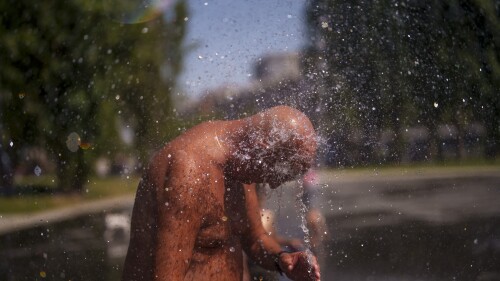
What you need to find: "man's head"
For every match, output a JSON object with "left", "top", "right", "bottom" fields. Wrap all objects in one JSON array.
[{"left": 229, "top": 106, "right": 317, "bottom": 188}]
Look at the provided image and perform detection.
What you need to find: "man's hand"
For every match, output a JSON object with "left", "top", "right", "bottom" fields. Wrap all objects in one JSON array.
[
  {"left": 284, "top": 238, "right": 306, "bottom": 252},
  {"left": 278, "top": 251, "right": 321, "bottom": 281}
]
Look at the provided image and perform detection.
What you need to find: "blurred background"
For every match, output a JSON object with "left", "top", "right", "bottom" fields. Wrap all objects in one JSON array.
[{"left": 0, "top": 0, "right": 499, "bottom": 280}]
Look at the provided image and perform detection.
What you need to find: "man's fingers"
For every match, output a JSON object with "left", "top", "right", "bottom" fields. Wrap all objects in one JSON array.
[
  {"left": 281, "top": 252, "right": 295, "bottom": 271},
  {"left": 303, "top": 252, "right": 321, "bottom": 281},
  {"left": 279, "top": 252, "right": 297, "bottom": 272},
  {"left": 313, "top": 262, "right": 321, "bottom": 280},
  {"left": 281, "top": 251, "right": 321, "bottom": 280}
]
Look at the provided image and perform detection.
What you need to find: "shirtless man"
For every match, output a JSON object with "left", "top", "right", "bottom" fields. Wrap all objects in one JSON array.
[{"left": 122, "top": 106, "right": 321, "bottom": 281}]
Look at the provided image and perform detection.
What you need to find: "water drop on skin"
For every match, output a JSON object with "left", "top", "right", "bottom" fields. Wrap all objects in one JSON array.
[{"left": 229, "top": 247, "right": 235, "bottom": 252}]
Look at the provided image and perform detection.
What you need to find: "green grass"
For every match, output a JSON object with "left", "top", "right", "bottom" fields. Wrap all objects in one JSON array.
[{"left": 0, "top": 176, "right": 139, "bottom": 214}]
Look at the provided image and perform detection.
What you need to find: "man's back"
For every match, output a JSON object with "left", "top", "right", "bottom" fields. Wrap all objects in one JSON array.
[{"left": 123, "top": 121, "right": 249, "bottom": 281}]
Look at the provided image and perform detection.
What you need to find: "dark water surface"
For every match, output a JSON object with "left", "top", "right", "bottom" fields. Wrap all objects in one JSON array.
[{"left": 1, "top": 172, "right": 500, "bottom": 281}]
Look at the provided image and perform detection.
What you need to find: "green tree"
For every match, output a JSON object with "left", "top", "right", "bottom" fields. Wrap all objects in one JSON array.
[
  {"left": 0, "top": 0, "right": 187, "bottom": 191},
  {"left": 304, "top": 0, "right": 500, "bottom": 165}
]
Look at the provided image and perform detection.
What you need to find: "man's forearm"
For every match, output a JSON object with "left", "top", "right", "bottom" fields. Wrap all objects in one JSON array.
[{"left": 246, "top": 232, "right": 284, "bottom": 271}]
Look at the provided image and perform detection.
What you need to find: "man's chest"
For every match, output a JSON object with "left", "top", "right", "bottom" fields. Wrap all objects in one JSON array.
[{"left": 195, "top": 180, "right": 248, "bottom": 246}]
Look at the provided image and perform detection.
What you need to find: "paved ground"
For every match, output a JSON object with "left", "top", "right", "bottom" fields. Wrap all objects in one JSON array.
[
  {"left": 1, "top": 165, "right": 499, "bottom": 280},
  {"left": 264, "top": 166, "right": 500, "bottom": 281},
  {"left": 265, "top": 165, "right": 500, "bottom": 233}
]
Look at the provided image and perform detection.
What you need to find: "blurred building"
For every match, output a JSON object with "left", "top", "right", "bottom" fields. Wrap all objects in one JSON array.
[{"left": 182, "top": 52, "right": 320, "bottom": 121}]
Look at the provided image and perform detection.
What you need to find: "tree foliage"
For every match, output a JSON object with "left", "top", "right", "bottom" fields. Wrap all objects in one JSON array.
[
  {"left": 305, "top": 0, "right": 500, "bottom": 165},
  {"left": 0, "top": 0, "right": 187, "bottom": 191}
]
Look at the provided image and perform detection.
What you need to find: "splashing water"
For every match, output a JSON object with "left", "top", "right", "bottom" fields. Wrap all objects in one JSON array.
[{"left": 296, "top": 179, "right": 315, "bottom": 272}]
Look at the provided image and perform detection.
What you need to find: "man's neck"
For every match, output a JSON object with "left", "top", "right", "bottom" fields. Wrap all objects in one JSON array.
[{"left": 217, "top": 119, "right": 254, "bottom": 181}]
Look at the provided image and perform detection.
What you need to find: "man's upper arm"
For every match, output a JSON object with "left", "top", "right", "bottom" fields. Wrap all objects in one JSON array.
[
  {"left": 241, "top": 184, "right": 267, "bottom": 241},
  {"left": 243, "top": 184, "right": 280, "bottom": 251},
  {"left": 241, "top": 184, "right": 282, "bottom": 259},
  {"left": 153, "top": 160, "right": 203, "bottom": 280}
]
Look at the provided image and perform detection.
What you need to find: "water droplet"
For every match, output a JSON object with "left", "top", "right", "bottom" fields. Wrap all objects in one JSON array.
[
  {"left": 165, "top": 202, "right": 169, "bottom": 206},
  {"left": 34, "top": 166, "right": 42, "bottom": 176},
  {"left": 9, "top": 141, "right": 14, "bottom": 147},
  {"left": 321, "top": 22, "right": 329, "bottom": 28},
  {"left": 168, "top": 154, "right": 171, "bottom": 158},
  {"left": 221, "top": 216, "right": 228, "bottom": 222},
  {"left": 141, "top": 27, "right": 149, "bottom": 33},
  {"left": 66, "top": 132, "right": 81, "bottom": 152},
  {"left": 229, "top": 246, "right": 235, "bottom": 252},
  {"left": 433, "top": 102, "right": 439, "bottom": 108}
]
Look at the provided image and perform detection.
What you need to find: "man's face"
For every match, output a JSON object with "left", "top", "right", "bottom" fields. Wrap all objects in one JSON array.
[
  {"left": 250, "top": 148, "right": 312, "bottom": 189},
  {"left": 237, "top": 120, "right": 316, "bottom": 188}
]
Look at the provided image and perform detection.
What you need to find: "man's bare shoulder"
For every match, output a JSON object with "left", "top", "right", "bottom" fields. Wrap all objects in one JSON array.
[{"left": 152, "top": 146, "right": 215, "bottom": 188}]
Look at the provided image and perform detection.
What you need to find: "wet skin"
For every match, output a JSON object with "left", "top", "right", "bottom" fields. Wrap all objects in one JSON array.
[{"left": 122, "top": 106, "right": 321, "bottom": 281}]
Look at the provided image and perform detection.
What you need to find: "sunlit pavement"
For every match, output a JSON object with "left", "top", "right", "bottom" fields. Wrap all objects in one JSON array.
[{"left": 266, "top": 166, "right": 500, "bottom": 281}]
